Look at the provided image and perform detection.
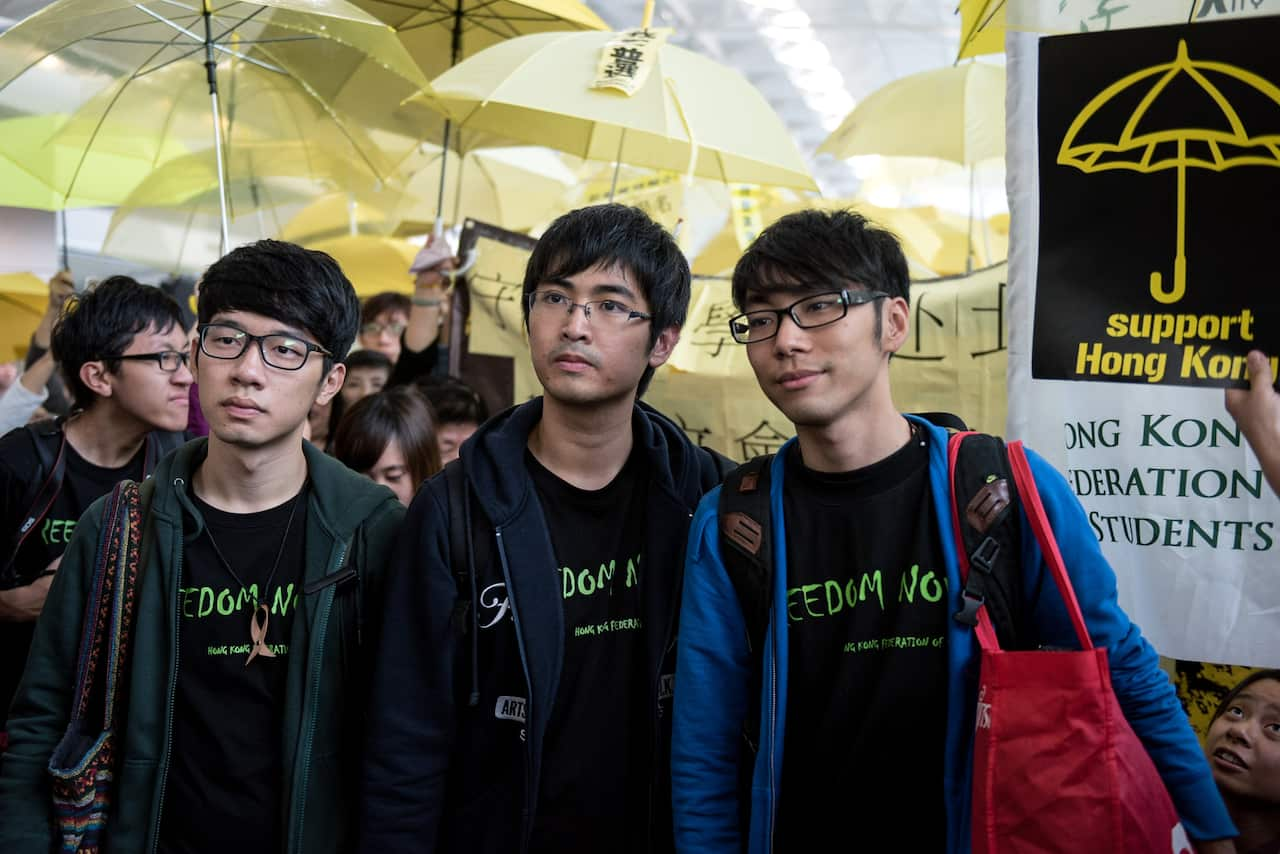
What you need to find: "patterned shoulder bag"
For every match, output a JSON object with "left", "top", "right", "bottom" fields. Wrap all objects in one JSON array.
[{"left": 47, "top": 479, "right": 148, "bottom": 853}]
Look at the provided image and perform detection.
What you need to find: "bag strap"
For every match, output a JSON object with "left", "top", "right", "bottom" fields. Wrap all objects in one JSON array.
[
  {"left": 717, "top": 454, "right": 774, "bottom": 660},
  {"left": 1006, "top": 442, "right": 1092, "bottom": 651},
  {"left": 68, "top": 480, "right": 145, "bottom": 728}
]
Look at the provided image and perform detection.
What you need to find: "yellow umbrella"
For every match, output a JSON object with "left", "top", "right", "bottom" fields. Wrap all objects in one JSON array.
[
  {"left": 426, "top": 29, "right": 818, "bottom": 191},
  {"left": 957, "top": 0, "right": 1006, "bottom": 61},
  {"left": 306, "top": 235, "right": 419, "bottom": 296},
  {"left": 0, "top": 0, "right": 434, "bottom": 245},
  {"left": 280, "top": 193, "right": 402, "bottom": 243},
  {"left": 691, "top": 199, "right": 997, "bottom": 279},
  {"left": 353, "top": 0, "right": 605, "bottom": 80},
  {"left": 818, "top": 63, "right": 1006, "bottom": 165},
  {"left": 393, "top": 146, "right": 579, "bottom": 233},
  {"left": 102, "top": 142, "right": 390, "bottom": 272},
  {"left": 0, "top": 273, "right": 47, "bottom": 362},
  {"left": 0, "top": 114, "right": 191, "bottom": 210}
]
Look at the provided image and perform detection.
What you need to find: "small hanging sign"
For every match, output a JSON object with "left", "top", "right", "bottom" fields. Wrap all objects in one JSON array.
[{"left": 591, "top": 28, "right": 673, "bottom": 96}]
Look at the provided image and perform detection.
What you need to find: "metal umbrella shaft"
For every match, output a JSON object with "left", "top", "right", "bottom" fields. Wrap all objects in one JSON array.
[
  {"left": 433, "top": 0, "right": 465, "bottom": 234},
  {"left": 204, "top": 2, "right": 232, "bottom": 255}
]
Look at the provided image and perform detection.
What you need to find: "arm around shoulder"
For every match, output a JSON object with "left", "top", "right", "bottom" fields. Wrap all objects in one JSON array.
[
  {"left": 671, "top": 490, "right": 752, "bottom": 854},
  {"left": 1020, "top": 448, "right": 1236, "bottom": 842}
]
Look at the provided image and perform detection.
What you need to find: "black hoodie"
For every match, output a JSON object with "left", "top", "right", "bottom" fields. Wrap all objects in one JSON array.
[{"left": 359, "top": 397, "right": 730, "bottom": 854}]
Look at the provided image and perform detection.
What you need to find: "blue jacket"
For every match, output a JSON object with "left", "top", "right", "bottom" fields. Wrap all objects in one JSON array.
[
  {"left": 671, "top": 417, "right": 1235, "bottom": 853},
  {"left": 359, "top": 398, "right": 730, "bottom": 854}
]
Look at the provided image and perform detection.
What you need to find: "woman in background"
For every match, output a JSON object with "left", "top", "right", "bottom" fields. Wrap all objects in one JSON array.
[
  {"left": 1206, "top": 669, "right": 1280, "bottom": 854},
  {"left": 332, "top": 385, "right": 441, "bottom": 506}
]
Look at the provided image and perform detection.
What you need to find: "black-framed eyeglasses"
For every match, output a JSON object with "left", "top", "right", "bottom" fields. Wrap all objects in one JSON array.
[
  {"left": 527, "top": 290, "right": 653, "bottom": 327},
  {"left": 729, "top": 289, "right": 889, "bottom": 344},
  {"left": 198, "top": 323, "right": 332, "bottom": 371},
  {"left": 104, "top": 351, "right": 190, "bottom": 373}
]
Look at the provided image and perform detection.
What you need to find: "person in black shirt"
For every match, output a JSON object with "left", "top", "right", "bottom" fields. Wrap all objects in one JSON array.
[
  {"left": 0, "top": 240, "right": 404, "bottom": 854},
  {"left": 670, "top": 209, "right": 1237, "bottom": 853},
  {"left": 360, "top": 204, "right": 730, "bottom": 854},
  {"left": 0, "top": 276, "right": 192, "bottom": 732}
]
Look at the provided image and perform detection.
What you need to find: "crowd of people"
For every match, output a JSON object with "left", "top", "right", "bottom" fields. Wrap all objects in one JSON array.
[{"left": 0, "top": 203, "right": 1275, "bottom": 853}]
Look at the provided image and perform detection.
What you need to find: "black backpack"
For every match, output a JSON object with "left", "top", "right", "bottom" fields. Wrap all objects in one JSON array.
[
  {"left": 1, "top": 420, "right": 185, "bottom": 588},
  {"left": 716, "top": 415, "right": 1033, "bottom": 756}
]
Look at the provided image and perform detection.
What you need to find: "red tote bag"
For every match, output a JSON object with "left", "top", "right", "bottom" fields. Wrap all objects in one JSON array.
[{"left": 949, "top": 435, "right": 1191, "bottom": 854}]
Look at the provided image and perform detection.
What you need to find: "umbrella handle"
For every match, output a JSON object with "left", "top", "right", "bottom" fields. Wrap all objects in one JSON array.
[
  {"left": 1149, "top": 255, "right": 1186, "bottom": 304},
  {"left": 442, "top": 248, "right": 478, "bottom": 282}
]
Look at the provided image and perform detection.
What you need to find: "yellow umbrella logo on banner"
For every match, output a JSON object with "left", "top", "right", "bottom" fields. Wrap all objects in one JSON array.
[{"left": 1058, "top": 39, "right": 1280, "bottom": 305}]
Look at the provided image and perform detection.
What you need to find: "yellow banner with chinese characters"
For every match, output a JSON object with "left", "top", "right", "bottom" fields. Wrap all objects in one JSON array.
[
  {"left": 728, "top": 184, "right": 768, "bottom": 251},
  {"left": 580, "top": 171, "right": 686, "bottom": 235},
  {"left": 458, "top": 220, "right": 1010, "bottom": 460},
  {"left": 591, "top": 28, "right": 673, "bottom": 96}
]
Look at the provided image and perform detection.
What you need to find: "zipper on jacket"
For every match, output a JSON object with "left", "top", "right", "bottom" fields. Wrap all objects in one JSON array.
[
  {"left": 494, "top": 528, "right": 537, "bottom": 854},
  {"left": 151, "top": 479, "right": 185, "bottom": 854},
  {"left": 289, "top": 542, "right": 346, "bottom": 854},
  {"left": 768, "top": 621, "right": 778, "bottom": 854}
]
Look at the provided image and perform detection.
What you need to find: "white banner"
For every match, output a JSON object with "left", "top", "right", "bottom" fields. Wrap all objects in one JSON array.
[{"left": 1005, "top": 1, "right": 1280, "bottom": 666}]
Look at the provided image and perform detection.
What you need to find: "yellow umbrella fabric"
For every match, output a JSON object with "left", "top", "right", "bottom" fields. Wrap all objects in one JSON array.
[
  {"left": 426, "top": 30, "right": 818, "bottom": 191},
  {"left": 692, "top": 199, "right": 1003, "bottom": 279},
  {"left": 102, "top": 142, "right": 388, "bottom": 272},
  {"left": 307, "top": 235, "right": 419, "bottom": 296},
  {"left": 393, "top": 146, "right": 580, "bottom": 233},
  {"left": 352, "top": 0, "right": 605, "bottom": 79},
  {"left": 818, "top": 63, "right": 1006, "bottom": 166},
  {"left": 0, "top": 114, "right": 190, "bottom": 210},
  {"left": 279, "top": 192, "right": 406, "bottom": 243},
  {"left": 0, "top": 273, "right": 47, "bottom": 362},
  {"left": 958, "top": 0, "right": 1006, "bottom": 61},
  {"left": 0, "top": 0, "right": 434, "bottom": 211}
]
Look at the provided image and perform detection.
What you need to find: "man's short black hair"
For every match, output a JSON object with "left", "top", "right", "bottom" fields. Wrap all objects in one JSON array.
[
  {"left": 522, "top": 204, "right": 690, "bottom": 396},
  {"left": 361, "top": 291, "right": 411, "bottom": 326},
  {"left": 344, "top": 349, "right": 394, "bottom": 373},
  {"left": 198, "top": 239, "right": 361, "bottom": 363},
  {"left": 732, "top": 209, "right": 911, "bottom": 311},
  {"left": 414, "top": 375, "right": 489, "bottom": 426},
  {"left": 51, "top": 275, "right": 185, "bottom": 412}
]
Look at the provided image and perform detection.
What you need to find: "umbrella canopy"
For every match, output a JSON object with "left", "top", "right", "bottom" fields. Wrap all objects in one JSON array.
[
  {"left": 691, "top": 198, "right": 1002, "bottom": 279},
  {"left": 351, "top": 0, "right": 605, "bottom": 79},
  {"left": 0, "top": 0, "right": 435, "bottom": 224},
  {"left": 101, "top": 142, "right": 396, "bottom": 272},
  {"left": 0, "top": 273, "right": 47, "bottom": 362},
  {"left": 393, "top": 145, "right": 580, "bottom": 233},
  {"left": 0, "top": 113, "right": 191, "bottom": 209},
  {"left": 279, "top": 192, "right": 402, "bottom": 243},
  {"left": 425, "top": 30, "right": 818, "bottom": 191},
  {"left": 306, "top": 235, "right": 419, "bottom": 295},
  {"left": 957, "top": 0, "right": 1006, "bottom": 61},
  {"left": 818, "top": 62, "right": 1006, "bottom": 166}
]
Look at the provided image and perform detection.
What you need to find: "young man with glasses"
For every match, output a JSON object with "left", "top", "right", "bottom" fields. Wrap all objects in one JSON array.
[
  {"left": 0, "top": 241, "right": 404, "bottom": 854},
  {"left": 669, "top": 210, "right": 1237, "bottom": 853},
  {"left": 360, "top": 204, "right": 730, "bottom": 854},
  {"left": 0, "top": 276, "right": 191, "bottom": 737}
]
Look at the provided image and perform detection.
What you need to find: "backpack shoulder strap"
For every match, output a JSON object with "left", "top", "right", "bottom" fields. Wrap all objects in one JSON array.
[
  {"left": 948, "top": 432, "right": 1027, "bottom": 650},
  {"left": 2, "top": 421, "right": 69, "bottom": 587},
  {"left": 717, "top": 454, "right": 775, "bottom": 659},
  {"left": 444, "top": 459, "right": 484, "bottom": 708}
]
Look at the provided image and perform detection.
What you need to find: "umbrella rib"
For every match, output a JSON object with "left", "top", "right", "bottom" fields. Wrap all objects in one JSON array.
[
  {"left": 1119, "top": 65, "right": 1179, "bottom": 146},
  {"left": 1207, "top": 138, "right": 1224, "bottom": 166}
]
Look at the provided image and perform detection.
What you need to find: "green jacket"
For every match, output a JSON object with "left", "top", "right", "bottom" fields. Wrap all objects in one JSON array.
[{"left": 0, "top": 439, "right": 404, "bottom": 853}]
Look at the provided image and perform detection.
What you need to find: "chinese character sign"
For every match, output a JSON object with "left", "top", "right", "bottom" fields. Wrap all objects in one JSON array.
[{"left": 591, "top": 28, "right": 673, "bottom": 96}]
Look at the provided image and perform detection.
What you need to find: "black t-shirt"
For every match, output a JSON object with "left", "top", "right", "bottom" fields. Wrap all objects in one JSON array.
[
  {"left": 0, "top": 431, "right": 144, "bottom": 725},
  {"left": 158, "top": 484, "right": 308, "bottom": 854},
  {"left": 525, "top": 447, "right": 649, "bottom": 854},
  {"left": 775, "top": 426, "right": 949, "bottom": 850}
]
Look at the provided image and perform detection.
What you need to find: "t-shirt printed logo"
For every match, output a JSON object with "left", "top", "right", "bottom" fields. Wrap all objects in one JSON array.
[
  {"left": 40, "top": 517, "right": 76, "bottom": 544},
  {"left": 558, "top": 551, "right": 644, "bottom": 639},
  {"left": 178, "top": 582, "right": 298, "bottom": 659},
  {"left": 479, "top": 582, "right": 512, "bottom": 629},
  {"left": 558, "top": 552, "right": 642, "bottom": 599},
  {"left": 788, "top": 563, "right": 948, "bottom": 655},
  {"left": 494, "top": 695, "right": 527, "bottom": 723}
]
